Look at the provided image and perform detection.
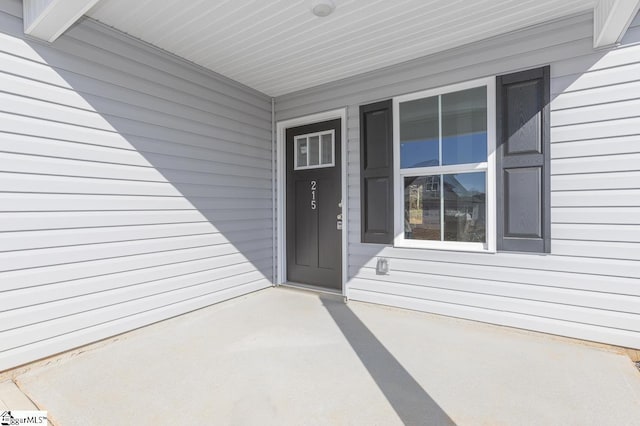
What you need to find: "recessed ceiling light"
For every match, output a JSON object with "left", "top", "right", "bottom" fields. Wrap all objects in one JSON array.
[{"left": 311, "top": 0, "right": 336, "bottom": 17}]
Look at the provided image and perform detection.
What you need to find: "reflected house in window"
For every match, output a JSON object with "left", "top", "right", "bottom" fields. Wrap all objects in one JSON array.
[
  {"left": 442, "top": 173, "right": 486, "bottom": 243},
  {"left": 404, "top": 171, "right": 485, "bottom": 243},
  {"left": 405, "top": 175, "right": 441, "bottom": 240}
]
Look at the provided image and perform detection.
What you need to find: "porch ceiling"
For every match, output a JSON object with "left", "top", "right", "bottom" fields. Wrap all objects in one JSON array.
[{"left": 85, "top": 0, "right": 597, "bottom": 97}]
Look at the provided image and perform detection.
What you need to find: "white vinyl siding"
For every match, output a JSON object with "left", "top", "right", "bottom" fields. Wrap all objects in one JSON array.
[
  {"left": 0, "top": 0, "right": 273, "bottom": 371},
  {"left": 276, "top": 12, "right": 640, "bottom": 349}
]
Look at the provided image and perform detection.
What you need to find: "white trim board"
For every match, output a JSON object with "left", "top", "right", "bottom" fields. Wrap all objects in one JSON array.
[
  {"left": 276, "top": 108, "right": 348, "bottom": 296},
  {"left": 23, "top": 0, "right": 101, "bottom": 43},
  {"left": 593, "top": 0, "right": 640, "bottom": 48}
]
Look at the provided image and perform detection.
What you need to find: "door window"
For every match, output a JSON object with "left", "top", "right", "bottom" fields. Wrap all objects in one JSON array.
[{"left": 295, "top": 130, "right": 335, "bottom": 170}]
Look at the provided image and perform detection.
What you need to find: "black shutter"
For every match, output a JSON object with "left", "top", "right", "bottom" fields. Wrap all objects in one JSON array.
[
  {"left": 496, "top": 66, "right": 551, "bottom": 253},
  {"left": 360, "top": 100, "right": 393, "bottom": 244}
]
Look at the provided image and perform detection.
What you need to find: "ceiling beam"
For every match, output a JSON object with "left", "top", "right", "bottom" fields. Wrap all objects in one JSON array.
[
  {"left": 23, "top": 0, "right": 101, "bottom": 43},
  {"left": 593, "top": 0, "right": 640, "bottom": 49}
]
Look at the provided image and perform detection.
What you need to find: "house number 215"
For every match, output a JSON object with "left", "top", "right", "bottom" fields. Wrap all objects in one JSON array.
[{"left": 310, "top": 180, "right": 317, "bottom": 210}]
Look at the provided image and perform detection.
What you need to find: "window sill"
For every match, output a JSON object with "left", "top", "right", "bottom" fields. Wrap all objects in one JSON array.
[{"left": 393, "top": 239, "right": 496, "bottom": 253}]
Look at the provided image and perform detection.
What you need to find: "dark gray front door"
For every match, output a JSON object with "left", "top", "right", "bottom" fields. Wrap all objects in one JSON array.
[{"left": 286, "top": 119, "right": 342, "bottom": 290}]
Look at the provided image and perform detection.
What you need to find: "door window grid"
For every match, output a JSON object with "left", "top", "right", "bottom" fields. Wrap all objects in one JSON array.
[{"left": 295, "top": 130, "right": 335, "bottom": 170}]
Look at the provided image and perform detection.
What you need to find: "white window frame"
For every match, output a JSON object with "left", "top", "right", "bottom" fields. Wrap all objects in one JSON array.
[
  {"left": 293, "top": 129, "right": 335, "bottom": 170},
  {"left": 393, "top": 77, "right": 496, "bottom": 252}
]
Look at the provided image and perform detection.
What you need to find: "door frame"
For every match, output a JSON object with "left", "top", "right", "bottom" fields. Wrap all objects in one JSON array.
[{"left": 276, "top": 108, "right": 348, "bottom": 295}]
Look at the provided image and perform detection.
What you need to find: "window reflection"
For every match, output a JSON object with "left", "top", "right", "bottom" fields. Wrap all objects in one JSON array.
[
  {"left": 443, "top": 172, "right": 486, "bottom": 242},
  {"left": 294, "top": 131, "right": 334, "bottom": 169},
  {"left": 442, "top": 87, "right": 487, "bottom": 165},
  {"left": 399, "top": 87, "right": 487, "bottom": 168},
  {"left": 404, "top": 172, "right": 486, "bottom": 243},
  {"left": 321, "top": 134, "right": 332, "bottom": 164},
  {"left": 309, "top": 135, "right": 320, "bottom": 166},
  {"left": 400, "top": 96, "right": 439, "bottom": 168},
  {"left": 398, "top": 82, "right": 489, "bottom": 246},
  {"left": 297, "top": 138, "right": 307, "bottom": 168},
  {"left": 404, "top": 175, "right": 441, "bottom": 240}
]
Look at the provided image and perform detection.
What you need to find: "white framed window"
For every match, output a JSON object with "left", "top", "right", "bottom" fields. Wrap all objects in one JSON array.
[
  {"left": 294, "top": 130, "right": 335, "bottom": 170},
  {"left": 393, "top": 77, "right": 496, "bottom": 252}
]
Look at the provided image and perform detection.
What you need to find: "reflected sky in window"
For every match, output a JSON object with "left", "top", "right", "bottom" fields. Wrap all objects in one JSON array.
[
  {"left": 401, "top": 132, "right": 486, "bottom": 168},
  {"left": 444, "top": 172, "right": 486, "bottom": 194}
]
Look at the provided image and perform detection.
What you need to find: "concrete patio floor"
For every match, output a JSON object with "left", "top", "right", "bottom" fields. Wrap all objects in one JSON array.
[{"left": 5, "top": 287, "right": 640, "bottom": 425}]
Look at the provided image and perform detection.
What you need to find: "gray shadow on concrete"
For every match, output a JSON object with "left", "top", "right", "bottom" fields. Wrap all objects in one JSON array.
[{"left": 320, "top": 296, "right": 455, "bottom": 426}]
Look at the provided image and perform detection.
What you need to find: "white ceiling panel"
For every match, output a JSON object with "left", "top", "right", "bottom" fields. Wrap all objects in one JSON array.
[{"left": 87, "top": 0, "right": 597, "bottom": 96}]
